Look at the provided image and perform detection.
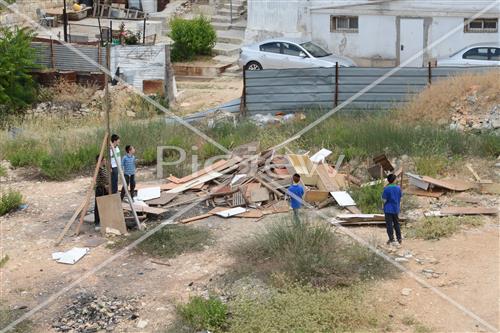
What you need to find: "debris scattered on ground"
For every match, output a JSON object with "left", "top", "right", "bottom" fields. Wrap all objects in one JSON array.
[
  {"left": 401, "top": 288, "right": 412, "bottom": 296},
  {"left": 52, "top": 292, "right": 139, "bottom": 332},
  {"left": 52, "top": 248, "right": 89, "bottom": 265}
]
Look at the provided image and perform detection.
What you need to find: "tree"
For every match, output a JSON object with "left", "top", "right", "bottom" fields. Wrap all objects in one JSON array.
[{"left": 0, "top": 27, "right": 38, "bottom": 114}]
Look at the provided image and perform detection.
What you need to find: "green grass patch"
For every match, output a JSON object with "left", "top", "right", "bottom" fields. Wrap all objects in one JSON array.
[
  {"left": 109, "top": 225, "right": 212, "bottom": 259},
  {"left": 414, "top": 155, "right": 449, "bottom": 177},
  {"left": 0, "top": 165, "right": 6, "bottom": 177},
  {"left": 170, "top": 296, "right": 228, "bottom": 333},
  {"left": 350, "top": 183, "right": 384, "bottom": 214},
  {"left": 233, "top": 217, "right": 396, "bottom": 286},
  {"left": 1, "top": 111, "right": 498, "bottom": 181},
  {"left": 405, "top": 216, "right": 484, "bottom": 240},
  {"left": 0, "top": 255, "right": 9, "bottom": 268},
  {"left": 0, "top": 189, "right": 23, "bottom": 216},
  {"left": 0, "top": 303, "right": 32, "bottom": 333},
  {"left": 228, "top": 283, "right": 379, "bottom": 333}
]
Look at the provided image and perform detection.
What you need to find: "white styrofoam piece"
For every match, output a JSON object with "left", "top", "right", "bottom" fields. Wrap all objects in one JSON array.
[
  {"left": 330, "top": 191, "right": 356, "bottom": 207},
  {"left": 310, "top": 148, "right": 332, "bottom": 164},
  {"left": 231, "top": 174, "right": 247, "bottom": 185},
  {"left": 215, "top": 207, "right": 247, "bottom": 218},
  {"left": 52, "top": 247, "right": 89, "bottom": 265},
  {"left": 137, "top": 187, "right": 161, "bottom": 201}
]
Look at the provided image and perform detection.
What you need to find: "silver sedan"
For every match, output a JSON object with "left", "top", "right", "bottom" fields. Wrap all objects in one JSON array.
[{"left": 238, "top": 38, "right": 357, "bottom": 70}]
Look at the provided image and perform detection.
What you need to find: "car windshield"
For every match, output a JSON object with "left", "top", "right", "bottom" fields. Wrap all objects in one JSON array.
[{"left": 300, "top": 42, "right": 331, "bottom": 57}]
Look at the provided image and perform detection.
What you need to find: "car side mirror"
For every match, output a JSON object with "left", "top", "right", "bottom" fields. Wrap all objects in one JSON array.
[{"left": 299, "top": 52, "right": 307, "bottom": 58}]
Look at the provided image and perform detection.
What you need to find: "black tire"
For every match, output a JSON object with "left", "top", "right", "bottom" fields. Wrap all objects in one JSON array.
[{"left": 246, "top": 61, "right": 263, "bottom": 71}]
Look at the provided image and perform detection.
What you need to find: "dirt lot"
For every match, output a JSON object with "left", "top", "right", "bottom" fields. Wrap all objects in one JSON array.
[{"left": 0, "top": 166, "right": 498, "bottom": 332}]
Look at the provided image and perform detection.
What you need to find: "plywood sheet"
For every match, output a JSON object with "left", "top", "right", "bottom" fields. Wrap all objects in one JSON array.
[
  {"left": 405, "top": 187, "right": 444, "bottom": 198},
  {"left": 160, "top": 183, "right": 179, "bottom": 191},
  {"left": 421, "top": 176, "right": 475, "bottom": 192},
  {"left": 136, "top": 187, "right": 161, "bottom": 201},
  {"left": 215, "top": 207, "right": 248, "bottom": 217},
  {"left": 180, "top": 213, "right": 212, "bottom": 224},
  {"left": 166, "top": 172, "right": 223, "bottom": 194},
  {"left": 480, "top": 183, "right": 500, "bottom": 195},
  {"left": 145, "top": 192, "right": 178, "bottom": 206},
  {"left": 287, "top": 154, "right": 313, "bottom": 175},
  {"left": 173, "top": 159, "right": 228, "bottom": 184},
  {"left": 236, "top": 209, "right": 264, "bottom": 218},
  {"left": 440, "top": 207, "right": 498, "bottom": 215},
  {"left": 406, "top": 172, "right": 429, "bottom": 190},
  {"left": 250, "top": 187, "right": 270, "bottom": 202},
  {"left": 97, "top": 194, "right": 127, "bottom": 235},
  {"left": 330, "top": 191, "right": 356, "bottom": 207},
  {"left": 316, "top": 164, "right": 338, "bottom": 192},
  {"left": 304, "top": 190, "right": 329, "bottom": 203},
  {"left": 123, "top": 203, "right": 167, "bottom": 215}
]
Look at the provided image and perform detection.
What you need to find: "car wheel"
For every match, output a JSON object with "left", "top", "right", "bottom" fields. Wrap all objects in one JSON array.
[{"left": 246, "top": 61, "right": 262, "bottom": 71}]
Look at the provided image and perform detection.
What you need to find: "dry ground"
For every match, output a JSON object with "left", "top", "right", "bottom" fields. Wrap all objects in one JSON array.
[{"left": 0, "top": 168, "right": 499, "bottom": 332}]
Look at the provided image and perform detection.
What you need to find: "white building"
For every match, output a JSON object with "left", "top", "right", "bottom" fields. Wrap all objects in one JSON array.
[{"left": 245, "top": 0, "right": 500, "bottom": 66}]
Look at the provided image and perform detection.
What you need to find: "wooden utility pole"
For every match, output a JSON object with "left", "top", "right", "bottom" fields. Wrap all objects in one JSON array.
[
  {"left": 63, "top": 0, "right": 68, "bottom": 42},
  {"left": 105, "top": 43, "right": 112, "bottom": 188},
  {"left": 163, "top": 44, "right": 175, "bottom": 105}
]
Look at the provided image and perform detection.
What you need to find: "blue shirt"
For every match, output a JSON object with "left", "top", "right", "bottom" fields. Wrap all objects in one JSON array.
[
  {"left": 122, "top": 154, "right": 136, "bottom": 176},
  {"left": 287, "top": 183, "right": 304, "bottom": 209},
  {"left": 382, "top": 184, "right": 402, "bottom": 214}
]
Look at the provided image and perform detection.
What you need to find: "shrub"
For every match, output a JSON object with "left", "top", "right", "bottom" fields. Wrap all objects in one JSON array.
[
  {"left": 110, "top": 225, "right": 212, "bottom": 258},
  {"left": 350, "top": 183, "right": 384, "bottom": 214},
  {"left": 169, "top": 16, "right": 216, "bottom": 61},
  {"left": 405, "top": 216, "right": 484, "bottom": 240},
  {"left": 1, "top": 139, "right": 47, "bottom": 168},
  {"left": 175, "top": 296, "right": 228, "bottom": 332},
  {"left": 0, "top": 27, "right": 38, "bottom": 115},
  {"left": 414, "top": 155, "right": 449, "bottom": 177},
  {"left": 0, "top": 189, "right": 23, "bottom": 216},
  {"left": 234, "top": 218, "right": 395, "bottom": 286},
  {"left": 229, "top": 283, "right": 379, "bottom": 333}
]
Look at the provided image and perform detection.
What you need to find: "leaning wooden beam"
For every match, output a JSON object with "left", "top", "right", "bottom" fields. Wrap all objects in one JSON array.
[{"left": 57, "top": 133, "right": 108, "bottom": 244}]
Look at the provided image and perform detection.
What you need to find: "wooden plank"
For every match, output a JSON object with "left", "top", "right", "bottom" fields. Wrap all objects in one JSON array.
[
  {"left": 373, "top": 154, "right": 394, "bottom": 171},
  {"left": 406, "top": 172, "right": 430, "bottom": 190},
  {"left": 465, "top": 163, "right": 481, "bottom": 181},
  {"left": 480, "top": 183, "right": 500, "bottom": 195},
  {"left": 336, "top": 213, "right": 386, "bottom": 222},
  {"left": 316, "top": 163, "right": 338, "bottom": 191},
  {"left": 145, "top": 192, "right": 178, "bottom": 206},
  {"left": 236, "top": 209, "right": 264, "bottom": 218},
  {"left": 405, "top": 187, "right": 444, "bottom": 198},
  {"left": 421, "top": 176, "right": 475, "bottom": 192},
  {"left": 440, "top": 207, "right": 498, "bottom": 216},
  {"left": 160, "top": 183, "right": 178, "bottom": 191},
  {"left": 250, "top": 187, "right": 270, "bottom": 202},
  {"left": 166, "top": 172, "right": 223, "bottom": 194},
  {"left": 287, "top": 154, "right": 313, "bottom": 175},
  {"left": 170, "top": 160, "right": 229, "bottom": 184},
  {"left": 180, "top": 213, "right": 212, "bottom": 224},
  {"left": 245, "top": 182, "right": 261, "bottom": 198},
  {"left": 345, "top": 206, "right": 362, "bottom": 214},
  {"left": 123, "top": 203, "right": 167, "bottom": 215},
  {"left": 97, "top": 194, "right": 127, "bottom": 235},
  {"left": 304, "top": 190, "right": 329, "bottom": 203}
]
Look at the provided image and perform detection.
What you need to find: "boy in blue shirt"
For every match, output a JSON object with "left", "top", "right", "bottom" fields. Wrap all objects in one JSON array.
[
  {"left": 121, "top": 145, "right": 137, "bottom": 201},
  {"left": 382, "top": 174, "right": 403, "bottom": 245},
  {"left": 287, "top": 173, "right": 304, "bottom": 223}
]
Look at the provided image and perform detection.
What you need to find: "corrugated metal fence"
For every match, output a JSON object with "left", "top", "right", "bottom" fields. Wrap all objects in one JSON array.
[
  {"left": 243, "top": 66, "right": 494, "bottom": 113},
  {"left": 32, "top": 42, "right": 107, "bottom": 72}
]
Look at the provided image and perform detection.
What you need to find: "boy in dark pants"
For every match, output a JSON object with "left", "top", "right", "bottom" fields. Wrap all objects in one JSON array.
[
  {"left": 382, "top": 174, "right": 403, "bottom": 246},
  {"left": 95, "top": 156, "right": 109, "bottom": 231},
  {"left": 110, "top": 134, "right": 121, "bottom": 194},
  {"left": 121, "top": 145, "right": 136, "bottom": 201},
  {"left": 287, "top": 173, "right": 304, "bottom": 223}
]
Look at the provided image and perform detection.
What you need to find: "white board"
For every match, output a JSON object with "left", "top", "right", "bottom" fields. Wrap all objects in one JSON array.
[
  {"left": 215, "top": 207, "right": 247, "bottom": 218},
  {"left": 136, "top": 187, "right": 161, "bottom": 201},
  {"left": 406, "top": 172, "right": 429, "bottom": 190},
  {"left": 330, "top": 191, "right": 356, "bottom": 207},
  {"left": 52, "top": 247, "right": 89, "bottom": 265},
  {"left": 310, "top": 148, "right": 332, "bottom": 164}
]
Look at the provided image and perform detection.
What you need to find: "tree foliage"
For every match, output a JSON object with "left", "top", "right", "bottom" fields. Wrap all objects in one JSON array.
[
  {"left": 168, "top": 16, "right": 216, "bottom": 61},
  {"left": 0, "top": 27, "right": 38, "bottom": 114}
]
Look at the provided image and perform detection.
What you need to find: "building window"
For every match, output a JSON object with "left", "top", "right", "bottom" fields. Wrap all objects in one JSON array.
[
  {"left": 464, "top": 18, "right": 498, "bottom": 33},
  {"left": 331, "top": 16, "right": 359, "bottom": 33}
]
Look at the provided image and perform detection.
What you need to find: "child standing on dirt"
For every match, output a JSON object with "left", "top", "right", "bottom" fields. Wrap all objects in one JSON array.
[
  {"left": 121, "top": 145, "right": 136, "bottom": 201},
  {"left": 382, "top": 174, "right": 403, "bottom": 246},
  {"left": 95, "top": 155, "right": 109, "bottom": 231},
  {"left": 287, "top": 173, "right": 304, "bottom": 223},
  {"left": 110, "top": 134, "right": 121, "bottom": 194}
]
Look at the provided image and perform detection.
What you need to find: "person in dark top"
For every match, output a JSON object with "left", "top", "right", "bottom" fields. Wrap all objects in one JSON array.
[
  {"left": 287, "top": 173, "right": 304, "bottom": 223},
  {"left": 382, "top": 173, "right": 403, "bottom": 246},
  {"left": 95, "top": 155, "right": 109, "bottom": 231}
]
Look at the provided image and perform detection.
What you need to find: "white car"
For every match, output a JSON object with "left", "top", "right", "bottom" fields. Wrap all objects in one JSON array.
[
  {"left": 238, "top": 38, "right": 357, "bottom": 70},
  {"left": 437, "top": 43, "right": 500, "bottom": 67}
]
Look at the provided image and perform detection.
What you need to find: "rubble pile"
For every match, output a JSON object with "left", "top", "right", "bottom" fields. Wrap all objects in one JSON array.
[
  {"left": 27, "top": 101, "right": 91, "bottom": 118},
  {"left": 52, "top": 293, "right": 139, "bottom": 333},
  {"left": 449, "top": 85, "right": 500, "bottom": 131}
]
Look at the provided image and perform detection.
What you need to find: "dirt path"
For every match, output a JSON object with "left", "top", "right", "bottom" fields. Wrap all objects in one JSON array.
[{"left": 1, "top": 172, "right": 499, "bottom": 332}]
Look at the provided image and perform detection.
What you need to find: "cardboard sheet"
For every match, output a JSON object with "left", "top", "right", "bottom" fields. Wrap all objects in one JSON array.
[{"left": 97, "top": 194, "right": 127, "bottom": 235}]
